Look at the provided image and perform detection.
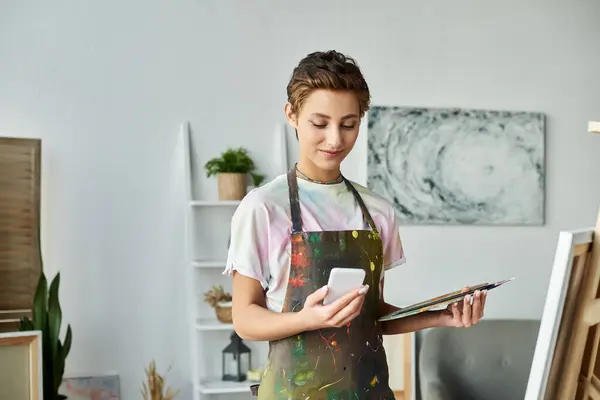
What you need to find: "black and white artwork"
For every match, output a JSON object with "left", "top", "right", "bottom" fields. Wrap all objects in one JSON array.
[{"left": 367, "top": 106, "right": 545, "bottom": 225}]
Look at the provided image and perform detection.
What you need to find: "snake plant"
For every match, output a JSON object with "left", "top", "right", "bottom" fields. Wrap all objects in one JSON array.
[{"left": 19, "top": 271, "right": 73, "bottom": 400}]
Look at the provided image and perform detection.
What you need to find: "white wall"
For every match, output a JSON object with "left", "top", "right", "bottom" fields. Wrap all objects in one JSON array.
[{"left": 1, "top": 0, "right": 599, "bottom": 398}]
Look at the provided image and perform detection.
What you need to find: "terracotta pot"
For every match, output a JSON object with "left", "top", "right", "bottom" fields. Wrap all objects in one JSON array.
[{"left": 218, "top": 173, "right": 246, "bottom": 200}]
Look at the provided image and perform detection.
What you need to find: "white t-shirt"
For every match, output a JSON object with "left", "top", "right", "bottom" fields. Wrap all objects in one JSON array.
[{"left": 223, "top": 173, "right": 406, "bottom": 313}]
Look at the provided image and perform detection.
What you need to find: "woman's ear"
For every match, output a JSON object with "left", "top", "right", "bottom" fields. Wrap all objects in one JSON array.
[{"left": 284, "top": 103, "right": 297, "bottom": 129}]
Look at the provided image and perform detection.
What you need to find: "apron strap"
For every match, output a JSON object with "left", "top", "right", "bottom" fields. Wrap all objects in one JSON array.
[
  {"left": 287, "top": 168, "right": 303, "bottom": 233},
  {"left": 287, "top": 167, "right": 379, "bottom": 234},
  {"left": 343, "top": 178, "right": 379, "bottom": 233}
]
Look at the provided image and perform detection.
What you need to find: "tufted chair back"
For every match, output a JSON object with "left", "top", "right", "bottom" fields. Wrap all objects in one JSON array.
[{"left": 418, "top": 319, "right": 540, "bottom": 400}]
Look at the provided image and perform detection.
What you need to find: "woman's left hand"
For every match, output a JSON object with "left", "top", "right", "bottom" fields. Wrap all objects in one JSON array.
[{"left": 438, "top": 287, "right": 487, "bottom": 328}]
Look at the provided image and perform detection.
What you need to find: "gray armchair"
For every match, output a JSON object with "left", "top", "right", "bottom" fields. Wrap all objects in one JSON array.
[{"left": 418, "top": 319, "right": 540, "bottom": 400}]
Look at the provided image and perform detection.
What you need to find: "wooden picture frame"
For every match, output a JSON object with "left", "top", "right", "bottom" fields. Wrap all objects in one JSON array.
[
  {"left": 0, "top": 330, "right": 43, "bottom": 400},
  {"left": 0, "top": 137, "right": 42, "bottom": 332}
]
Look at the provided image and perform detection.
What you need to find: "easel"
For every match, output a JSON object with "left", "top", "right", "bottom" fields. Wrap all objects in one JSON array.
[{"left": 544, "top": 121, "right": 600, "bottom": 399}]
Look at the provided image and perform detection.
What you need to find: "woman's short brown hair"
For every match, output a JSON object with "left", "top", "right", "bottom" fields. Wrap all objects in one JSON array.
[{"left": 286, "top": 50, "right": 371, "bottom": 118}]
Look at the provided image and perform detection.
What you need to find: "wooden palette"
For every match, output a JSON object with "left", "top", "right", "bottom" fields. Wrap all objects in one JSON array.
[{"left": 0, "top": 330, "right": 43, "bottom": 400}]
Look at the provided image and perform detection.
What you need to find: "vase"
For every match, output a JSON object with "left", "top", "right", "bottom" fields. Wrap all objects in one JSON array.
[
  {"left": 215, "top": 301, "right": 233, "bottom": 323},
  {"left": 218, "top": 173, "right": 246, "bottom": 200}
]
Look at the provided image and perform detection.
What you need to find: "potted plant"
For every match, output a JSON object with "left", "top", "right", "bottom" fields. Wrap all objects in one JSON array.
[
  {"left": 204, "top": 147, "right": 258, "bottom": 200},
  {"left": 141, "top": 359, "right": 179, "bottom": 400},
  {"left": 247, "top": 172, "right": 266, "bottom": 191},
  {"left": 203, "top": 285, "right": 233, "bottom": 323},
  {"left": 19, "top": 271, "right": 73, "bottom": 400}
]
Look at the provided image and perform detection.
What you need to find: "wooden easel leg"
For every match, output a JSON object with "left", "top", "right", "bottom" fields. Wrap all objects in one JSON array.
[
  {"left": 556, "top": 207, "right": 600, "bottom": 399},
  {"left": 403, "top": 333, "right": 412, "bottom": 400}
]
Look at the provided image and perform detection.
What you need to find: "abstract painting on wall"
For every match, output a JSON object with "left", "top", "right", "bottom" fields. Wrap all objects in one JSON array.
[
  {"left": 367, "top": 106, "right": 545, "bottom": 225},
  {"left": 59, "top": 374, "right": 120, "bottom": 400}
]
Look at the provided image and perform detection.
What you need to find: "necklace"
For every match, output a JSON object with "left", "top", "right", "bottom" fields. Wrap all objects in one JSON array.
[{"left": 295, "top": 163, "right": 344, "bottom": 185}]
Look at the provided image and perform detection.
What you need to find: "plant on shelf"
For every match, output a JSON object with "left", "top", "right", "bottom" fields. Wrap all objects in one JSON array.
[
  {"left": 141, "top": 359, "right": 179, "bottom": 400},
  {"left": 204, "top": 147, "right": 264, "bottom": 200},
  {"left": 19, "top": 271, "right": 73, "bottom": 400},
  {"left": 250, "top": 172, "right": 266, "bottom": 189},
  {"left": 204, "top": 285, "right": 233, "bottom": 323}
]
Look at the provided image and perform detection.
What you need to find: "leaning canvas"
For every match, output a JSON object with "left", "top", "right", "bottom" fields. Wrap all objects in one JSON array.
[
  {"left": 59, "top": 374, "right": 120, "bottom": 400},
  {"left": 367, "top": 106, "right": 545, "bottom": 225},
  {"left": 0, "top": 331, "right": 43, "bottom": 400},
  {"left": 524, "top": 228, "right": 594, "bottom": 399}
]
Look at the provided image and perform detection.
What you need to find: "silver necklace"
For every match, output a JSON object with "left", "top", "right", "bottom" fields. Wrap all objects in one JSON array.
[{"left": 295, "top": 163, "right": 344, "bottom": 185}]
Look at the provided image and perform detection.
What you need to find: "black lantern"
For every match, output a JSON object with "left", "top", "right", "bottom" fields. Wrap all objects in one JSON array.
[{"left": 222, "top": 331, "right": 251, "bottom": 382}]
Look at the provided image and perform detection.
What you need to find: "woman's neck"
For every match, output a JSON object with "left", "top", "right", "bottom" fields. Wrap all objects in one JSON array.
[{"left": 295, "top": 160, "right": 342, "bottom": 184}]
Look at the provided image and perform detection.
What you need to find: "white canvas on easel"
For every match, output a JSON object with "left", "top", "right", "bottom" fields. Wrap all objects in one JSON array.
[
  {"left": 525, "top": 228, "right": 594, "bottom": 399},
  {"left": 525, "top": 120, "right": 600, "bottom": 399}
]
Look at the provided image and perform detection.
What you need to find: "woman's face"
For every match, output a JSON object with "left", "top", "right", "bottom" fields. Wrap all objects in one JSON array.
[{"left": 286, "top": 89, "right": 361, "bottom": 174}]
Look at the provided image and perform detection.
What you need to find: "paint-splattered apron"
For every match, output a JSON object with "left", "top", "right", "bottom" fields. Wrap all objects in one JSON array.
[{"left": 255, "top": 168, "right": 394, "bottom": 400}]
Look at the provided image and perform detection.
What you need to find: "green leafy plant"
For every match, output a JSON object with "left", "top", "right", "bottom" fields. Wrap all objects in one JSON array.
[
  {"left": 250, "top": 172, "right": 265, "bottom": 187},
  {"left": 204, "top": 147, "right": 256, "bottom": 177},
  {"left": 19, "top": 272, "right": 72, "bottom": 400}
]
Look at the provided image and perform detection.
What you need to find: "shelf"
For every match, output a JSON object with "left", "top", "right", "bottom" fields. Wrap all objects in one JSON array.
[
  {"left": 196, "top": 380, "right": 256, "bottom": 395},
  {"left": 190, "top": 200, "right": 241, "bottom": 207},
  {"left": 196, "top": 318, "right": 234, "bottom": 331},
  {"left": 193, "top": 260, "right": 226, "bottom": 269},
  {"left": 589, "top": 121, "right": 600, "bottom": 134}
]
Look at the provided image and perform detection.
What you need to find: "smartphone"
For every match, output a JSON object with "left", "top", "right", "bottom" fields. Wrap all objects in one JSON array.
[{"left": 323, "top": 268, "right": 366, "bottom": 305}]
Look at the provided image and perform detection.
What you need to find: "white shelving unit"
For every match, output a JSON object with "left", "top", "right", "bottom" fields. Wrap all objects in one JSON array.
[
  {"left": 192, "top": 260, "right": 228, "bottom": 269},
  {"left": 196, "top": 380, "right": 254, "bottom": 395},
  {"left": 195, "top": 318, "right": 234, "bottom": 331},
  {"left": 181, "top": 122, "right": 255, "bottom": 400},
  {"left": 190, "top": 200, "right": 242, "bottom": 207}
]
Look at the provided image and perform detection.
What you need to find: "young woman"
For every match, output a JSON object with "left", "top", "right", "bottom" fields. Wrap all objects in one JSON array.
[{"left": 224, "top": 50, "right": 487, "bottom": 399}]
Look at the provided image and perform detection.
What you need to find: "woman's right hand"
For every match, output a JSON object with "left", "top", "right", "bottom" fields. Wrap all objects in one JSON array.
[{"left": 297, "top": 284, "right": 369, "bottom": 331}]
